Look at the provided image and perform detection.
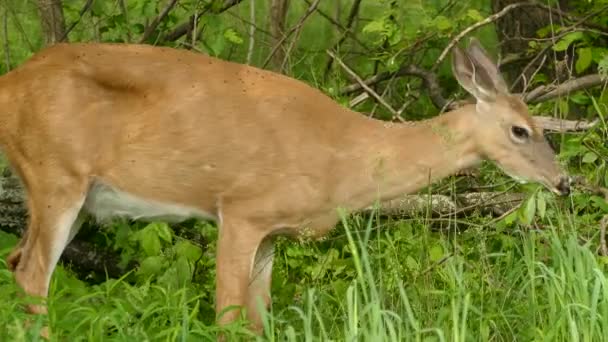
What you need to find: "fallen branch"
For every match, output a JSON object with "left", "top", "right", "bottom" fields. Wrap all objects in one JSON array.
[
  {"left": 532, "top": 117, "right": 599, "bottom": 132},
  {"left": 364, "top": 192, "right": 525, "bottom": 217},
  {"left": 524, "top": 74, "right": 608, "bottom": 103}
]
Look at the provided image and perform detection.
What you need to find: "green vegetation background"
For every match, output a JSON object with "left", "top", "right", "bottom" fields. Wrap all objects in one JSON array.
[{"left": 0, "top": 0, "right": 607, "bottom": 341}]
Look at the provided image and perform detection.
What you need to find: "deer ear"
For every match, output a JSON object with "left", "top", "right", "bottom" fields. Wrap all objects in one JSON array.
[
  {"left": 451, "top": 44, "right": 496, "bottom": 103},
  {"left": 466, "top": 37, "right": 509, "bottom": 94}
]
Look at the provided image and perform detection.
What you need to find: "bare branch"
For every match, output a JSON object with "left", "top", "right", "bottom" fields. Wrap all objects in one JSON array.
[
  {"left": 524, "top": 74, "right": 607, "bottom": 103},
  {"left": 2, "top": 6, "right": 9, "bottom": 71},
  {"left": 59, "top": 0, "right": 94, "bottom": 42},
  {"left": 532, "top": 117, "right": 599, "bottom": 133},
  {"left": 139, "top": 0, "right": 180, "bottom": 43},
  {"left": 340, "top": 64, "right": 448, "bottom": 109},
  {"left": 6, "top": 4, "right": 34, "bottom": 51},
  {"left": 433, "top": 2, "right": 539, "bottom": 70},
  {"left": 37, "top": 0, "right": 67, "bottom": 45},
  {"left": 263, "top": 0, "right": 320, "bottom": 70},
  {"left": 302, "top": 0, "right": 369, "bottom": 52},
  {"left": 162, "top": 0, "right": 245, "bottom": 42},
  {"left": 324, "top": 0, "right": 363, "bottom": 75},
  {"left": 280, "top": 0, "right": 321, "bottom": 72},
  {"left": 327, "top": 49, "right": 399, "bottom": 118},
  {"left": 118, "top": 0, "right": 132, "bottom": 42},
  {"left": 246, "top": 0, "right": 256, "bottom": 64}
]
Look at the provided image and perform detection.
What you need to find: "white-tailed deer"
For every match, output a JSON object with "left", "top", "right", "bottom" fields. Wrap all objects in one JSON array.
[{"left": 0, "top": 38, "right": 569, "bottom": 336}]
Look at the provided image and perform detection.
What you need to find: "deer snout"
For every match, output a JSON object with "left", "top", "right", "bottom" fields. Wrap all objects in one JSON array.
[{"left": 555, "top": 176, "right": 571, "bottom": 196}]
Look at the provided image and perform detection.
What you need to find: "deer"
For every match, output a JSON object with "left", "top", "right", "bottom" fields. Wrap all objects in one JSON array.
[{"left": 0, "top": 38, "right": 569, "bottom": 337}]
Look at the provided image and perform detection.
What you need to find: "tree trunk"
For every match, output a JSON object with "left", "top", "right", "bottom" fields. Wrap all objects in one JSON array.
[
  {"left": 492, "top": 0, "right": 571, "bottom": 90},
  {"left": 37, "top": 0, "right": 67, "bottom": 45},
  {"left": 269, "top": 0, "right": 289, "bottom": 72}
]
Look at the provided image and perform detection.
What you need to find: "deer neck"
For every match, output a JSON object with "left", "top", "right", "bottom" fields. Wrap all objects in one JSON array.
[{"left": 337, "top": 105, "right": 481, "bottom": 210}]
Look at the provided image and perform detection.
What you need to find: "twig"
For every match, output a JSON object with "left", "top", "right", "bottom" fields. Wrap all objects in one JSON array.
[
  {"left": 534, "top": 3, "right": 608, "bottom": 32},
  {"left": 327, "top": 49, "right": 399, "bottom": 117},
  {"left": 340, "top": 64, "right": 448, "bottom": 109},
  {"left": 5, "top": 4, "right": 33, "bottom": 51},
  {"left": 263, "top": 0, "right": 321, "bottom": 70},
  {"left": 246, "top": 0, "right": 256, "bottom": 64},
  {"left": 433, "top": 1, "right": 539, "bottom": 71},
  {"left": 162, "top": 0, "right": 245, "bottom": 42},
  {"left": 302, "top": 0, "right": 369, "bottom": 52},
  {"left": 280, "top": 0, "right": 321, "bottom": 72},
  {"left": 601, "top": 216, "right": 608, "bottom": 256},
  {"left": 139, "top": 0, "right": 180, "bottom": 43},
  {"left": 2, "top": 6, "right": 9, "bottom": 71},
  {"left": 59, "top": 0, "right": 94, "bottom": 42},
  {"left": 118, "top": 0, "right": 132, "bottom": 43},
  {"left": 521, "top": 54, "right": 548, "bottom": 94},
  {"left": 324, "top": 0, "right": 363, "bottom": 76}
]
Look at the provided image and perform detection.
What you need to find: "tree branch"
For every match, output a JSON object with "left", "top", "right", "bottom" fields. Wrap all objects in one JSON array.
[
  {"left": 161, "top": 0, "right": 245, "bottom": 42},
  {"left": 59, "top": 0, "right": 94, "bottom": 42},
  {"left": 324, "top": 0, "right": 363, "bottom": 76},
  {"left": 263, "top": 0, "right": 320, "bottom": 70},
  {"left": 139, "top": 0, "right": 180, "bottom": 43},
  {"left": 524, "top": 74, "right": 608, "bottom": 103},
  {"left": 327, "top": 49, "right": 399, "bottom": 119}
]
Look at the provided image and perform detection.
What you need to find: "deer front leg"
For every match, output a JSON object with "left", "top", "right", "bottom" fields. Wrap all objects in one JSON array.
[{"left": 215, "top": 216, "right": 268, "bottom": 331}]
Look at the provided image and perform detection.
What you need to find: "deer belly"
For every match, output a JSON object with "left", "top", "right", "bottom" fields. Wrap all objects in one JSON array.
[{"left": 83, "top": 181, "right": 217, "bottom": 223}]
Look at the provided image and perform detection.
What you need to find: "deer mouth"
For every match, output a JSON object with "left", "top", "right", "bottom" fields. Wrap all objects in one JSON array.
[{"left": 553, "top": 176, "right": 571, "bottom": 196}]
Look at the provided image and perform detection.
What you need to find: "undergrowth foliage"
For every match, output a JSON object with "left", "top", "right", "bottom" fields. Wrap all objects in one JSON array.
[{"left": 0, "top": 0, "right": 607, "bottom": 340}]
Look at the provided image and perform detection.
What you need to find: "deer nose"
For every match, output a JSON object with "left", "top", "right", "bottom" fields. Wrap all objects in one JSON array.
[{"left": 556, "top": 176, "right": 571, "bottom": 196}]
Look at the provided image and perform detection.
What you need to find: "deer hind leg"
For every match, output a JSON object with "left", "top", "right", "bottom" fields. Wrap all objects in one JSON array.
[
  {"left": 247, "top": 235, "right": 275, "bottom": 333},
  {"left": 215, "top": 215, "right": 269, "bottom": 330},
  {"left": 9, "top": 175, "right": 87, "bottom": 315}
]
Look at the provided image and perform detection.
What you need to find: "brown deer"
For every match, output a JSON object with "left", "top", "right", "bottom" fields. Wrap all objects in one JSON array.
[{"left": 0, "top": 38, "right": 569, "bottom": 336}]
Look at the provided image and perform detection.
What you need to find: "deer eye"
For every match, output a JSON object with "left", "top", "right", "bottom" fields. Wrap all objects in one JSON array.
[{"left": 511, "top": 126, "right": 530, "bottom": 141}]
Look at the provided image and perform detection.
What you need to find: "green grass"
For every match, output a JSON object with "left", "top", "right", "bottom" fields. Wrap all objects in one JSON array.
[{"left": 1, "top": 200, "right": 607, "bottom": 341}]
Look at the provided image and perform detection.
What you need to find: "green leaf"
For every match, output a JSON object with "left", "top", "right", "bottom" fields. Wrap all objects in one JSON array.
[
  {"left": 582, "top": 151, "right": 598, "bottom": 163},
  {"left": 434, "top": 16, "right": 452, "bottom": 31},
  {"left": 520, "top": 195, "right": 536, "bottom": 225},
  {"left": 466, "top": 9, "right": 484, "bottom": 21},
  {"left": 175, "top": 241, "right": 203, "bottom": 263},
  {"left": 590, "top": 196, "right": 608, "bottom": 212},
  {"left": 362, "top": 19, "right": 387, "bottom": 34},
  {"left": 91, "top": 0, "right": 107, "bottom": 16},
  {"left": 153, "top": 222, "right": 173, "bottom": 243},
  {"left": 223, "top": 28, "right": 244, "bottom": 45},
  {"left": 140, "top": 229, "right": 161, "bottom": 256},
  {"left": 138, "top": 256, "right": 165, "bottom": 277},
  {"left": 576, "top": 47, "right": 593, "bottom": 74},
  {"left": 429, "top": 244, "right": 444, "bottom": 262},
  {"left": 175, "top": 256, "right": 192, "bottom": 287},
  {"left": 552, "top": 32, "right": 584, "bottom": 51},
  {"left": 536, "top": 194, "right": 547, "bottom": 219}
]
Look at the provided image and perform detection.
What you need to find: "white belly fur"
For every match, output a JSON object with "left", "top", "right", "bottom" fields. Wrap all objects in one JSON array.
[{"left": 83, "top": 181, "right": 217, "bottom": 223}]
